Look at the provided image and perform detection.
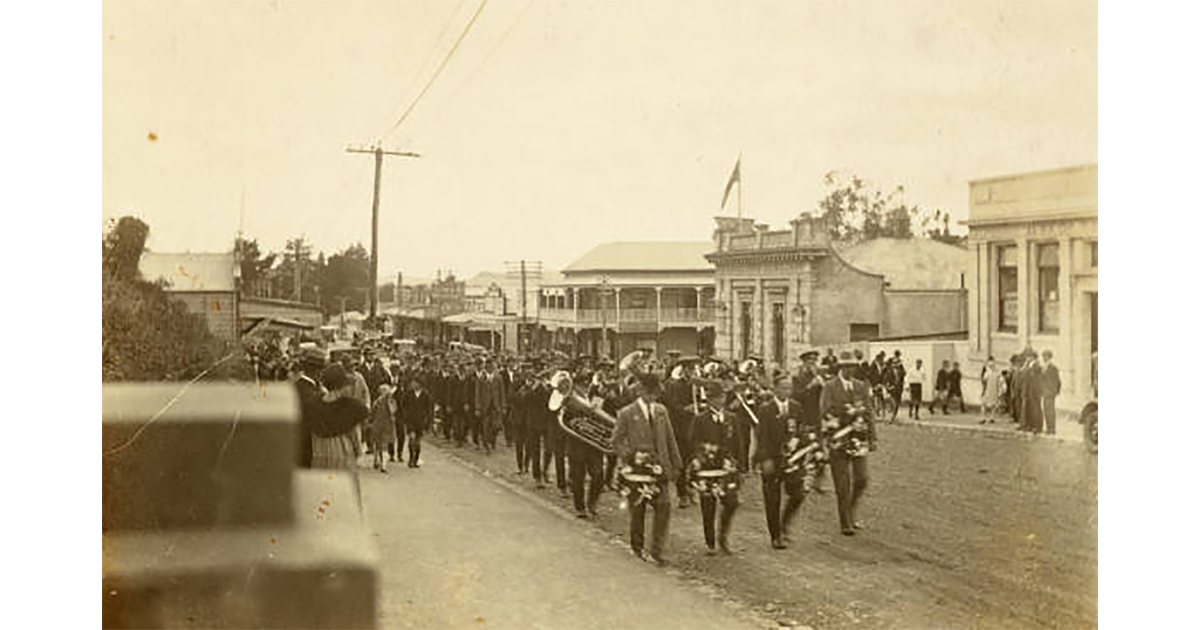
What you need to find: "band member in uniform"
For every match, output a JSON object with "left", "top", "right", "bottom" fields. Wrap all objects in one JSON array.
[
  {"left": 792, "top": 350, "right": 827, "bottom": 492},
  {"left": 729, "top": 376, "right": 758, "bottom": 473},
  {"left": 664, "top": 362, "right": 695, "bottom": 508},
  {"left": 613, "top": 372, "right": 683, "bottom": 565},
  {"left": 556, "top": 374, "right": 605, "bottom": 519},
  {"left": 543, "top": 366, "right": 571, "bottom": 497},
  {"left": 689, "top": 379, "right": 740, "bottom": 554},
  {"left": 756, "top": 375, "right": 805, "bottom": 549},
  {"left": 820, "top": 354, "right": 877, "bottom": 536}
]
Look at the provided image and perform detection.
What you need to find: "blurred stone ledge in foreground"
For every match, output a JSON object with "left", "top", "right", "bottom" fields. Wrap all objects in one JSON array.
[{"left": 102, "top": 383, "right": 378, "bottom": 629}]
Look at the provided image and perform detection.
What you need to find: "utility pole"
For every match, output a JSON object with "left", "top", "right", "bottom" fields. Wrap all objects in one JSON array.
[
  {"left": 288, "top": 236, "right": 309, "bottom": 302},
  {"left": 505, "top": 260, "right": 543, "bottom": 354},
  {"left": 346, "top": 143, "right": 421, "bottom": 319},
  {"left": 600, "top": 274, "right": 611, "bottom": 359}
]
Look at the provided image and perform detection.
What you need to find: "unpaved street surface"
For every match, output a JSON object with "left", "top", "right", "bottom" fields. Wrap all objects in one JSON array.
[
  {"left": 360, "top": 446, "right": 761, "bottom": 630},
  {"left": 428, "top": 422, "right": 1098, "bottom": 630}
]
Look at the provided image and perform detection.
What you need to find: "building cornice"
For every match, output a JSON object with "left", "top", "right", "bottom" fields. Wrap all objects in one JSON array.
[{"left": 705, "top": 247, "right": 830, "bottom": 266}]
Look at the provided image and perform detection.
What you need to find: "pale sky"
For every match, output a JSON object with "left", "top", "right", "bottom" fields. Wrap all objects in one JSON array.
[{"left": 103, "top": 0, "right": 1097, "bottom": 279}]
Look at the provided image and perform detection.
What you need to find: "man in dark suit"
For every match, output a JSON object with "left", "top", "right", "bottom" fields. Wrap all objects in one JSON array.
[
  {"left": 293, "top": 347, "right": 328, "bottom": 469},
  {"left": 1040, "top": 351, "right": 1061, "bottom": 435},
  {"left": 475, "top": 360, "right": 506, "bottom": 454},
  {"left": 1021, "top": 356, "right": 1044, "bottom": 433},
  {"left": 460, "top": 364, "right": 478, "bottom": 447},
  {"left": 664, "top": 363, "right": 696, "bottom": 508},
  {"left": 756, "top": 375, "right": 805, "bottom": 549},
  {"left": 523, "top": 369, "right": 551, "bottom": 489},
  {"left": 820, "top": 356, "right": 877, "bottom": 536},
  {"left": 401, "top": 376, "right": 433, "bottom": 467},
  {"left": 612, "top": 372, "right": 683, "bottom": 565}
]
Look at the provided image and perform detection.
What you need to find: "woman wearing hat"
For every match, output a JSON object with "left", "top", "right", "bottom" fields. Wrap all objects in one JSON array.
[{"left": 312, "top": 364, "right": 370, "bottom": 472}]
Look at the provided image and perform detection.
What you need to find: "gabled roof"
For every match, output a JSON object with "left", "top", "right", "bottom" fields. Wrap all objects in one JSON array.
[
  {"left": 563, "top": 241, "right": 713, "bottom": 273},
  {"left": 139, "top": 252, "right": 236, "bottom": 292},
  {"left": 838, "top": 238, "right": 969, "bottom": 291}
]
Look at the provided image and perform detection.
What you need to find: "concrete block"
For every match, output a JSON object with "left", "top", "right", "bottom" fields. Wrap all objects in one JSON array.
[
  {"left": 103, "top": 471, "right": 377, "bottom": 629},
  {"left": 102, "top": 383, "right": 298, "bottom": 532}
]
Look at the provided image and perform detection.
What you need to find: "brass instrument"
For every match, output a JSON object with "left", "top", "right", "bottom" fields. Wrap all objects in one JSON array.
[{"left": 548, "top": 373, "right": 617, "bottom": 455}]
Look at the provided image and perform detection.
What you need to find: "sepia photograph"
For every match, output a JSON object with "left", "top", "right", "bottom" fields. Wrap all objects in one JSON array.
[{"left": 96, "top": 0, "right": 1101, "bottom": 628}]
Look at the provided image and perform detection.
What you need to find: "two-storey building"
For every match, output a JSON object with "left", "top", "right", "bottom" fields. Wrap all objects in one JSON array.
[{"left": 537, "top": 242, "right": 716, "bottom": 358}]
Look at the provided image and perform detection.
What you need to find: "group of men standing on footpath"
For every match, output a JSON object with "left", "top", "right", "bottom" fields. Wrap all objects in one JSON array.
[{"left": 1004, "top": 347, "right": 1062, "bottom": 435}]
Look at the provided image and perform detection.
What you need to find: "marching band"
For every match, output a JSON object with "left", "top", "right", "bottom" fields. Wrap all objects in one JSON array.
[{"left": 282, "top": 341, "right": 880, "bottom": 565}]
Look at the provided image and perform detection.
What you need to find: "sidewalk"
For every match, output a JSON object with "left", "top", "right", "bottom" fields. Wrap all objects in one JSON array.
[{"left": 886, "top": 407, "right": 1084, "bottom": 443}]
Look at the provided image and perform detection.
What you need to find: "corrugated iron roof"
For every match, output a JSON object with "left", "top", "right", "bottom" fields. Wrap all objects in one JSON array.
[
  {"left": 563, "top": 241, "right": 713, "bottom": 273},
  {"left": 139, "top": 252, "right": 236, "bottom": 292}
]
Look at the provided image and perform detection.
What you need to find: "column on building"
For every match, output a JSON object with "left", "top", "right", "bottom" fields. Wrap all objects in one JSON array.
[
  {"left": 655, "top": 287, "right": 663, "bottom": 329},
  {"left": 1058, "top": 235, "right": 1075, "bottom": 401},
  {"left": 1015, "top": 237, "right": 1031, "bottom": 349}
]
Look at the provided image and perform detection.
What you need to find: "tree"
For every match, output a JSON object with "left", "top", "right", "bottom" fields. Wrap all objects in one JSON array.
[
  {"left": 102, "top": 216, "right": 250, "bottom": 382},
  {"left": 234, "top": 238, "right": 276, "bottom": 295},
  {"left": 813, "top": 172, "right": 957, "bottom": 244},
  {"left": 103, "top": 216, "right": 150, "bottom": 281},
  {"left": 318, "top": 243, "right": 371, "bottom": 316}
]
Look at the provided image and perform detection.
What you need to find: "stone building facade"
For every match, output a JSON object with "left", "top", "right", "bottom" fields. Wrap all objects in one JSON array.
[
  {"left": 964, "top": 164, "right": 1098, "bottom": 414},
  {"left": 707, "top": 215, "right": 969, "bottom": 374}
]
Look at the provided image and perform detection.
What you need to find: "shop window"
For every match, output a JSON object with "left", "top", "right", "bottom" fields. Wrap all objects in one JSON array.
[
  {"left": 997, "top": 245, "right": 1018, "bottom": 333},
  {"left": 771, "top": 302, "right": 786, "bottom": 364},
  {"left": 1038, "top": 243, "right": 1060, "bottom": 334},
  {"left": 739, "top": 301, "right": 752, "bottom": 360}
]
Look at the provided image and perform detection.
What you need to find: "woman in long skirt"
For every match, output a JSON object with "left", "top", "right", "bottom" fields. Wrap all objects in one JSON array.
[{"left": 312, "top": 364, "right": 370, "bottom": 472}]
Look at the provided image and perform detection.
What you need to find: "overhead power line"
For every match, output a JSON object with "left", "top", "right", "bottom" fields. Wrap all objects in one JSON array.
[
  {"left": 375, "top": 0, "right": 468, "bottom": 140},
  {"left": 384, "top": 0, "right": 491, "bottom": 138}
]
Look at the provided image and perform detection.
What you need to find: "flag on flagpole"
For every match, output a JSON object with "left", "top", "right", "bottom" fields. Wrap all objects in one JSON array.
[{"left": 721, "top": 156, "right": 741, "bottom": 210}]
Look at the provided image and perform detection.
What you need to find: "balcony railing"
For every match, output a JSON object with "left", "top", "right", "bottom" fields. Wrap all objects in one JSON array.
[{"left": 537, "top": 307, "right": 715, "bottom": 326}]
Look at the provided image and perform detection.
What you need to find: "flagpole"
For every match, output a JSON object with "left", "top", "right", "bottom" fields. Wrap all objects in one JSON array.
[{"left": 737, "top": 156, "right": 743, "bottom": 220}]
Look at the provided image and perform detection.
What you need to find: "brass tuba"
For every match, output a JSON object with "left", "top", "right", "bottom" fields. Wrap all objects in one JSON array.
[{"left": 548, "top": 372, "right": 617, "bottom": 454}]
